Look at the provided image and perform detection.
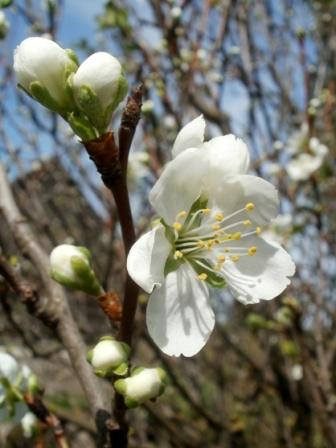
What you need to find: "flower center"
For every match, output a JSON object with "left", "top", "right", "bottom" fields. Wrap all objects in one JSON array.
[{"left": 165, "top": 198, "right": 261, "bottom": 287}]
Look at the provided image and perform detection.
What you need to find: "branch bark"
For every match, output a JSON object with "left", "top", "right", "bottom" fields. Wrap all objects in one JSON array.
[{"left": 0, "top": 163, "right": 112, "bottom": 447}]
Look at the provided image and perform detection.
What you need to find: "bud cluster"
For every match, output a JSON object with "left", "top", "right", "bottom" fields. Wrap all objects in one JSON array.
[
  {"left": 86, "top": 337, "right": 167, "bottom": 408},
  {"left": 14, "top": 37, "right": 128, "bottom": 141}
]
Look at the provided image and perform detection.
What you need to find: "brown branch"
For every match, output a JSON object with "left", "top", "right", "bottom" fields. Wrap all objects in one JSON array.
[
  {"left": 0, "top": 163, "right": 112, "bottom": 448},
  {"left": 24, "top": 392, "right": 69, "bottom": 448}
]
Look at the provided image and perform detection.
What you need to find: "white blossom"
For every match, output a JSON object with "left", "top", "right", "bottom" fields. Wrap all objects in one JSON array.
[
  {"left": 14, "top": 37, "right": 77, "bottom": 109},
  {"left": 127, "top": 116, "right": 295, "bottom": 357}
]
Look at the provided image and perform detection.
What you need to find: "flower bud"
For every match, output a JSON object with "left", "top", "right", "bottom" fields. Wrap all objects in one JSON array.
[
  {"left": 50, "top": 244, "right": 103, "bottom": 296},
  {"left": 87, "top": 336, "right": 130, "bottom": 377},
  {"left": 114, "top": 367, "right": 167, "bottom": 408},
  {"left": 13, "top": 37, "right": 77, "bottom": 113},
  {"left": 0, "top": 11, "right": 9, "bottom": 39},
  {"left": 0, "top": 351, "right": 36, "bottom": 422},
  {"left": 72, "top": 52, "right": 128, "bottom": 134}
]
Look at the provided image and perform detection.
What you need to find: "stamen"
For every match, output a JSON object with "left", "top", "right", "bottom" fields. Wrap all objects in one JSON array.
[
  {"left": 217, "top": 255, "right": 226, "bottom": 262},
  {"left": 202, "top": 208, "right": 211, "bottom": 215},
  {"left": 173, "top": 222, "right": 182, "bottom": 231},
  {"left": 174, "top": 250, "right": 184, "bottom": 259},
  {"left": 231, "top": 255, "right": 240, "bottom": 262},
  {"left": 230, "top": 232, "right": 241, "bottom": 241},
  {"left": 256, "top": 227, "right": 261, "bottom": 235},
  {"left": 248, "top": 246, "right": 257, "bottom": 256},
  {"left": 212, "top": 224, "right": 221, "bottom": 231},
  {"left": 245, "top": 202, "right": 255, "bottom": 212},
  {"left": 243, "top": 220, "right": 252, "bottom": 226},
  {"left": 197, "top": 273, "right": 208, "bottom": 281},
  {"left": 215, "top": 212, "right": 224, "bottom": 222},
  {"left": 177, "top": 210, "right": 187, "bottom": 219}
]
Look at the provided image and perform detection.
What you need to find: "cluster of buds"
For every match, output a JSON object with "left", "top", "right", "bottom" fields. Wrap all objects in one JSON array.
[
  {"left": 14, "top": 37, "right": 128, "bottom": 141},
  {"left": 87, "top": 337, "right": 167, "bottom": 408},
  {"left": 0, "top": 351, "right": 39, "bottom": 423}
]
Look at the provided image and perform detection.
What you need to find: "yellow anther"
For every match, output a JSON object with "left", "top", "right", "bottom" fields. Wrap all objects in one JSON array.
[
  {"left": 255, "top": 226, "right": 262, "bottom": 235},
  {"left": 207, "top": 239, "right": 217, "bottom": 249},
  {"left": 224, "top": 249, "right": 230, "bottom": 253},
  {"left": 231, "top": 232, "right": 241, "bottom": 241},
  {"left": 245, "top": 202, "right": 255, "bottom": 212},
  {"left": 212, "top": 224, "right": 221, "bottom": 231},
  {"left": 174, "top": 250, "right": 184, "bottom": 259},
  {"left": 243, "top": 219, "right": 252, "bottom": 226},
  {"left": 248, "top": 246, "right": 257, "bottom": 256},
  {"left": 217, "top": 255, "right": 226, "bottom": 262},
  {"left": 215, "top": 212, "right": 224, "bottom": 222},
  {"left": 231, "top": 256, "right": 240, "bottom": 262},
  {"left": 177, "top": 210, "right": 187, "bottom": 219},
  {"left": 197, "top": 273, "right": 208, "bottom": 281},
  {"left": 202, "top": 208, "right": 211, "bottom": 215},
  {"left": 197, "top": 240, "right": 206, "bottom": 248},
  {"left": 173, "top": 222, "right": 182, "bottom": 231}
]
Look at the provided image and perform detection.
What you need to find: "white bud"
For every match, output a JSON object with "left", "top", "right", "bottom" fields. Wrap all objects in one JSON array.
[
  {"left": 50, "top": 244, "right": 103, "bottom": 296},
  {"left": 14, "top": 37, "right": 77, "bottom": 110},
  {"left": 115, "top": 367, "right": 166, "bottom": 408},
  {"left": 88, "top": 337, "right": 130, "bottom": 377},
  {"left": 72, "top": 52, "right": 128, "bottom": 127}
]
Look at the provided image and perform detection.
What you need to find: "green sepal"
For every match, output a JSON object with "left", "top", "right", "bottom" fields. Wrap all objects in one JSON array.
[
  {"left": 124, "top": 397, "right": 139, "bottom": 409},
  {"left": 67, "top": 112, "right": 97, "bottom": 142},
  {"left": 131, "top": 366, "right": 144, "bottom": 376},
  {"left": 76, "top": 85, "right": 108, "bottom": 134},
  {"left": 114, "top": 379, "right": 127, "bottom": 395},
  {"left": 190, "top": 259, "right": 226, "bottom": 289},
  {"left": 86, "top": 349, "right": 93, "bottom": 363},
  {"left": 77, "top": 246, "right": 92, "bottom": 260},
  {"left": 113, "top": 362, "right": 128, "bottom": 376},
  {"left": 184, "top": 195, "right": 208, "bottom": 230},
  {"left": 105, "top": 74, "right": 128, "bottom": 116},
  {"left": 99, "top": 335, "right": 115, "bottom": 342},
  {"left": 29, "top": 81, "right": 65, "bottom": 115},
  {"left": 51, "top": 269, "right": 78, "bottom": 291},
  {"left": 160, "top": 219, "right": 175, "bottom": 245},
  {"left": 156, "top": 367, "right": 167, "bottom": 384},
  {"left": 70, "top": 255, "right": 103, "bottom": 296},
  {"left": 65, "top": 48, "right": 79, "bottom": 66},
  {"left": 164, "top": 251, "right": 184, "bottom": 276},
  {"left": 120, "top": 343, "right": 131, "bottom": 357},
  {"left": 27, "top": 375, "right": 39, "bottom": 395}
]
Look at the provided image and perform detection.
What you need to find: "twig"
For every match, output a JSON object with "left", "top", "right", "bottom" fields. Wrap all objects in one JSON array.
[
  {"left": 24, "top": 392, "right": 69, "bottom": 448},
  {"left": 0, "top": 163, "right": 112, "bottom": 448}
]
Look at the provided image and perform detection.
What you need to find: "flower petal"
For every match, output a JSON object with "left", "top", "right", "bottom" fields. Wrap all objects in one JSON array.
[
  {"left": 209, "top": 174, "right": 279, "bottom": 225},
  {"left": 150, "top": 147, "right": 209, "bottom": 224},
  {"left": 127, "top": 225, "right": 171, "bottom": 293},
  {"left": 146, "top": 264, "right": 215, "bottom": 357},
  {"left": 205, "top": 134, "right": 250, "bottom": 176},
  {"left": 172, "top": 115, "right": 205, "bottom": 158},
  {"left": 222, "top": 236, "right": 295, "bottom": 304}
]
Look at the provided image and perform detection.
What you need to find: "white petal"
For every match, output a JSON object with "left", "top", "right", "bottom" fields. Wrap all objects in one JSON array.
[
  {"left": 205, "top": 134, "right": 250, "bottom": 177},
  {"left": 209, "top": 174, "right": 279, "bottom": 225},
  {"left": 172, "top": 115, "right": 205, "bottom": 158},
  {"left": 127, "top": 225, "right": 171, "bottom": 293},
  {"left": 146, "top": 264, "right": 215, "bottom": 357},
  {"left": 150, "top": 147, "right": 209, "bottom": 224},
  {"left": 222, "top": 236, "right": 295, "bottom": 305}
]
